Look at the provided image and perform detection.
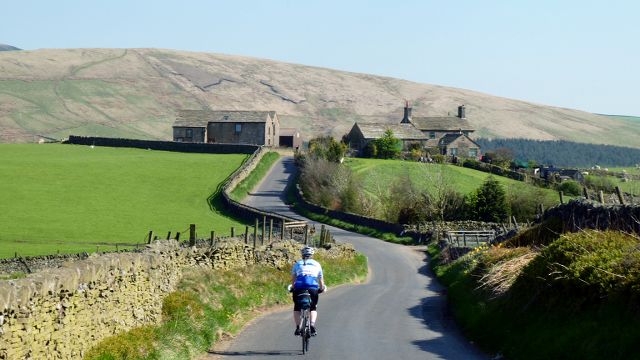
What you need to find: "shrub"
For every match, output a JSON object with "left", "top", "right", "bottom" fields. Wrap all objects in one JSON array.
[
  {"left": 557, "top": 180, "right": 582, "bottom": 196},
  {"left": 373, "top": 130, "right": 401, "bottom": 159},
  {"left": 432, "top": 154, "right": 445, "bottom": 164},
  {"left": 471, "top": 176, "right": 509, "bottom": 222}
]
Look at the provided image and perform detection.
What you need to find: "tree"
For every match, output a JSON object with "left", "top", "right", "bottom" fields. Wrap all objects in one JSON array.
[
  {"left": 374, "top": 130, "right": 401, "bottom": 159},
  {"left": 472, "top": 176, "right": 509, "bottom": 222},
  {"left": 308, "top": 136, "right": 346, "bottom": 163}
]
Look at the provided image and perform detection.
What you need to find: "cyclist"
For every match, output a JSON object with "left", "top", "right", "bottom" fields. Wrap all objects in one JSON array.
[{"left": 291, "top": 246, "right": 326, "bottom": 336}]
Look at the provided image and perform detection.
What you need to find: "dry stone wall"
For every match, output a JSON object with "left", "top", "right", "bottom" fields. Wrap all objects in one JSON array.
[{"left": 0, "top": 239, "right": 347, "bottom": 359}]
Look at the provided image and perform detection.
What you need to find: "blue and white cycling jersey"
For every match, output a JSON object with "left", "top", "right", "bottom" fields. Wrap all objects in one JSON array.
[{"left": 291, "top": 259, "right": 323, "bottom": 289}]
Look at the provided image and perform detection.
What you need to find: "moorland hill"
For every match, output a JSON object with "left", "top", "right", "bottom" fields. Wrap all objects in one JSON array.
[{"left": 1, "top": 48, "right": 638, "bottom": 147}]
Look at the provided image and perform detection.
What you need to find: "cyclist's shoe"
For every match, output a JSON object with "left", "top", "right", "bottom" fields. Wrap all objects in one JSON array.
[
  {"left": 294, "top": 327, "right": 301, "bottom": 336},
  {"left": 310, "top": 326, "right": 317, "bottom": 336}
]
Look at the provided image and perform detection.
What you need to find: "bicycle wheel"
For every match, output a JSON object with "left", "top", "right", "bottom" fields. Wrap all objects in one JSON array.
[{"left": 301, "top": 310, "right": 309, "bottom": 354}]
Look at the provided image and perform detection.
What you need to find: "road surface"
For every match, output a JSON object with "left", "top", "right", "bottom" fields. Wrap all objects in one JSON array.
[{"left": 209, "top": 157, "right": 486, "bottom": 359}]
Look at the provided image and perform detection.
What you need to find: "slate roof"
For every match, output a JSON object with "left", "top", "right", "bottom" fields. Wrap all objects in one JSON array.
[
  {"left": 411, "top": 116, "right": 474, "bottom": 131},
  {"left": 173, "top": 110, "right": 274, "bottom": 127},
  {"left": 356, "top": 123, "right": 428, "bottom": 140},
  {"left": 439, "top": 133, "right": 464, "bottom": 146}
]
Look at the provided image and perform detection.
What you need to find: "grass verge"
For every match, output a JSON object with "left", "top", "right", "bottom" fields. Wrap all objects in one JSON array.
[
  {"left": 428, "top": 230, "right": 640, "bottom": 360},
  {"left": 229, "top": 152, "right": 280, "bottom": 201},
  {"left": 85, "top": 251, "right": 367, "bottom": 360}
]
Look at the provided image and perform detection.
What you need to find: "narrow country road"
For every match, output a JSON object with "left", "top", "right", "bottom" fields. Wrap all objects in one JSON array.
[{"left": 209, "top": 157, "right": 487, "bottom": 359}]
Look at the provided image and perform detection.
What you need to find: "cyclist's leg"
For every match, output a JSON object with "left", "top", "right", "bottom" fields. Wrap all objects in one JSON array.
[
  {"left": 309, "top": 289, "right": 319, "bottom": 330},
  {"left": 292, "top": 290, "right": 303, "bottom": 331}
]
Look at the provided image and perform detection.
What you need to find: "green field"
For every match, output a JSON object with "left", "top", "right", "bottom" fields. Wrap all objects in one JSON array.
[
  {"left": 0, "top": 144, "right": 248, "bottom": 258},
  {"left": 344, "top": 158, "right": 562, "bottom": 203}
]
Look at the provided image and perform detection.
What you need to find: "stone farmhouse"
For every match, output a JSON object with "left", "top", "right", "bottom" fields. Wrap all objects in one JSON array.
[
  {"left": 347, "top": 102, "right": 481, "bottom": 158},
  {"left": 173, "top": 110, "right": 280, "bottom": 146}
]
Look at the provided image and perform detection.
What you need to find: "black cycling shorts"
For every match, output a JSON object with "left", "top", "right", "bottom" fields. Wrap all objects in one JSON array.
[{"left": 293, "top": 288, "right": 319, "bottom": 311}]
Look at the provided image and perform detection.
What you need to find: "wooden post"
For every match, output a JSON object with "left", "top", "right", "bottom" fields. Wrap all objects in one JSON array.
[
  {"left": 583, "top": 187, "right": 589, "bottom": 200},
  {"left": 615, "top": 186, "right": 626, "bottom": 205},
  {"left": 254, "top": 218, "right": 258, "bottom": 248},
  {"left": 559, "top": 191, "right": 564, "bottom": 204},
  {"left": 281, "top": 220, "right": 285, "bottom": 240},
  {"left": 463, "top": 232, "right": 467, "bottom": 247},
  {"left": 598, "top": 190, "right": 605, "bottom": 204},
  {"left": 231, "top": 227, "right": 235, "bottom": 237},
  {"left": 189, "top": 224, "right": 196, "bottom": 246},
  {"left": 175, "top": 232, "right": 180, "bottom": 241},
  {"left": 304, "top": 225, "right": 309, "bottom": 245},
  {"left": 244, "top": 226, "right": 249, "bottom": 244},
  {"left": 166, "top": 231, "right": 171, "bottom": 240},
  {"left": 262, "top": 216, "right": 266, "bottom": 245},
  {"left": 147, "top": 230, "right": 153, "bottom": 244},
  {"left": 269, "top": 218, "right": 273, "bottom": 244},
  {"left": 210, "top": 231, "right": 215, "bottom": 246},
  {"left": 290, "top": 228, "right": 294, "bottom": 241}
]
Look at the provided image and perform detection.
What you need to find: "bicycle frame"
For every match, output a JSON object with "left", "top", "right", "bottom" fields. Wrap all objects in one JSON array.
[{"left": 298, "top": 291, "right": 312, "bottom": 354}]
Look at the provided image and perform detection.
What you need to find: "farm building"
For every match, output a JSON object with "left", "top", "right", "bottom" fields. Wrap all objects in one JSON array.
[
  {"left": 173, "top": 110, "right": 279, "bottom": 146},
  {"left": 408, "top": 104, "right": 475, "bottom": 148},
  {"left": 346, "top": 122, "right": 428, "bottom": 152},
  {"left": 346, "top": 102, "right": 480, "bottom": 158},
  {"left": 438, "top": 133, "right": 481, "bottom": 159},
  {"left": 279, "top": 128, "right": 303, "bottom": 149}
]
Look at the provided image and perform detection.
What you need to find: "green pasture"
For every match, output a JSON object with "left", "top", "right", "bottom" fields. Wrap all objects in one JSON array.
[
  {"left": 344, "top": 158, "right": 562, "bottom": 203},
  {"left": 0, "top": 144, "right": 248, "bottom": 258}
]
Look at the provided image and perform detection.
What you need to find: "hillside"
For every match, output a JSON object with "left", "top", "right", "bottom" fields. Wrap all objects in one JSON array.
[
  {"left": 1, "top": 48, "right": 638, "bottom": 147},
  {"left": 0, "top": 44, "right": 20, "bottom": 51}
]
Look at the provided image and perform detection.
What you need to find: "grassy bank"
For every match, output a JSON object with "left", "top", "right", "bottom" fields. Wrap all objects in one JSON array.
[
  {"left": 428, "top": 230, "right": 640, "bottom": 359},
  {"left": 229, "top": 152, "right": 280, "bottom": 201},
  {"left": 86, "top": 250, "right": 368, "bottom": 359},
  {"left": 0, "top": 144, "right": 249, "bottom": 258}
]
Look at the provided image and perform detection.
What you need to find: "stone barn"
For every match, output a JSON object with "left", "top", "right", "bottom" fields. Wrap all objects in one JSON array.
[{"left": 173, "top": 110, "right": 279, "bottom": 146}]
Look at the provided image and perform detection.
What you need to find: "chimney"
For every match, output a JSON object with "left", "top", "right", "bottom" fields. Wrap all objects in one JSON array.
[
  {"left": 458, "top": 105, "right": 466, "bottom": 119},
  {"left": 401, "top": 100, "right": 412, "bottom": 123}
]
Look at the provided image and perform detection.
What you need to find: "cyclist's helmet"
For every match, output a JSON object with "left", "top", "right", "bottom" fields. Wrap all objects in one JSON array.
[{"left": 301, "top": 246, "right": 315, "bottom": 258}]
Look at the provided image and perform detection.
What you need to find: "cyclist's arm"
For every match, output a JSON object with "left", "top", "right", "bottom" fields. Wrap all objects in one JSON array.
[{"left": 319, "top": 275, "right": 326, "bottom": 291}]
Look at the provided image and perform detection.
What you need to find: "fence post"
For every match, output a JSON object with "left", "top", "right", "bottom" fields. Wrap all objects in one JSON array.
[
  {"left": 148, "top": 230, "right": 153, "bottom": 244},
  {"left": 281, "top": 219, "right": 285, "bottom": 240},
  {"left": 290, "top": 228, "right": 294, "bottom": 241},
  {"left": 254, "top": 218, "right": 258, "bottom": 248},
  {"left": 559, "top": 191, "right": 565, "bottom": 204},
  {"left": 269, "top": 218, "right": 273, "bottom": 244},
  {"left": 166, "top": 231, "right": 171, "bottom": 240},
  {"left": 210, "top": 231, "right": 215, "bottom": 246},
  {"left": 244, "top": 226, "right": 249, "bottom": 244},
  {"left": 231, "top": 227, "right": 235, "bottom": 237},
  {"left": 615, "top": 186, "right": 626, "bottom": 205},
  {"left": 598, "top": 191, "right": 605, "bottom": 204},
  {"left": 463, "top": 232, "right": 467, "bottom": 247},
  {"left": 304, "top": 225, "right": 309, "bottom": 245},
  {"left": 262, "top": 216, "right": 266, "bottom": 245},
  {"left": 175, "top": 232, "right": 180, "bottom": 241},
  {"left": 189, "top": 224, "right": 196, "bottom": 246}
]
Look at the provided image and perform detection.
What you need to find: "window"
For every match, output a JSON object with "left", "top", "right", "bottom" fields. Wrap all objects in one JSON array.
[
  {"left": 235, "top": 124, "right": 242, "bottom": 133},
  {"left": 469, "top": 148, "right": 478, "bottom": 158},
  {"left": 185, "top": 128, "right": 193, "bottom": 137},
  {"left": 450, "top": 148, "right": 458, "bottom": 156},
  {"left": 429, "top": 131, "right": 436, "bottom": 139},
  {"left": 268, "top": 126, "right": 271, "bottom": 135}
]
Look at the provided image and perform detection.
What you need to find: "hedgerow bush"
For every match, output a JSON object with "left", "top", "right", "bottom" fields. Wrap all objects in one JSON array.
[{"left": 516, "top": 230, "right": 640, "bottom": 300}]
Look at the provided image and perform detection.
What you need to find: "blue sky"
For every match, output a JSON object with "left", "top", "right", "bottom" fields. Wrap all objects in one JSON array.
[{"left": 3, "top": 0, "right": 639, "bottom": 116}]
